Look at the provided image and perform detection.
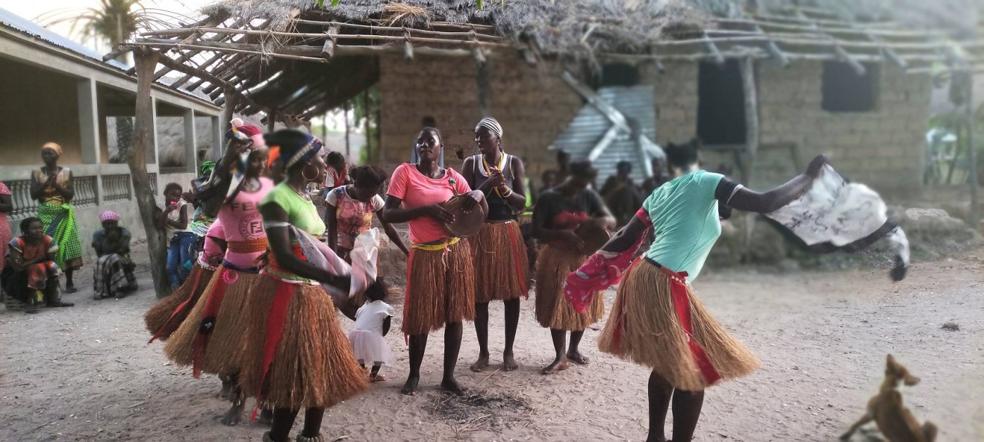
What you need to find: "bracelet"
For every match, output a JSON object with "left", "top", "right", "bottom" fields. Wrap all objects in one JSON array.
[{"left": 499, "top": 187, "right": 513, "bottom": 198}]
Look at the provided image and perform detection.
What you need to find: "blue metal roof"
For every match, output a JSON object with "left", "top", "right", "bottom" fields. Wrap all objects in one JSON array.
[
  {"left": 551, "top": 85, "right": 658, "bottom": 185},
  {"left": 0, "top": 6, "right": 128, "bottom": 70}
]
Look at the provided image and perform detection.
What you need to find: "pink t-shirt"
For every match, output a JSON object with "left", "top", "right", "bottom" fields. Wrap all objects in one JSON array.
[
  {"left": 386, "top": 163, "right": 470, "bottom": 244},
  {"left": 218, "top": 177, "right": 274, "bottom": 268}
]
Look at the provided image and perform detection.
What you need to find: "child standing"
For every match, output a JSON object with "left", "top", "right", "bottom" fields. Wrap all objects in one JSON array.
[
  {"left": 325, "top": 165, "right": 409, "bottom": 261},
  {"left": 348, "top": 282, "right": 394, "bottom": 382},
  {"left": 160, "top": 183, "right": 195, "bottom": 287}
]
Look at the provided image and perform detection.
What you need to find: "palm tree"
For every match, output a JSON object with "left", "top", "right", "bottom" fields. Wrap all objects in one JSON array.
[
  {"left": 41, "top": 0, "right": 190, "bottom": 63},
  {"left": 76, "top": 0, "right": 143, "bottom": 56}
]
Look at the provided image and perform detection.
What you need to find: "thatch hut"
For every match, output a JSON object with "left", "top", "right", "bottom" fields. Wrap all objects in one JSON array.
[{"left": 115, "top": 0, "right": 983, "bottom": 196}]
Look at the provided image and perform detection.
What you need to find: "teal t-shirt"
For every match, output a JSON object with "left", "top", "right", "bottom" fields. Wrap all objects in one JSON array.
[{"left": 642, "top": 170, "right": 724, "bottom": 280}]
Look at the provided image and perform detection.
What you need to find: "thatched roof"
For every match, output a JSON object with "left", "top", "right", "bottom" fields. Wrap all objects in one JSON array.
[{"left": 116, "top": 0, "right": 984, "bottom": 120}]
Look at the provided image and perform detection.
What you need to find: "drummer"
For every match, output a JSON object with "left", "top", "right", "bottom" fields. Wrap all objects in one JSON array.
[
  {"left": 461, "top": 117, "right": 530, "bottom": 372},
  {"left": 531, "top": 160, "right": 614, "bottom": 374},
  {"left": 380, "top": 126, "right": 484, "bottom": 395}
]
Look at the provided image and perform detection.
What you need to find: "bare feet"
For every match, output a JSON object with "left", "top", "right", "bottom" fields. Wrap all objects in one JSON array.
[
  {"left": 440, "top": 378, "right": 467, "bottom": 396},
  {"left": 470, "top": 353, "right": 490, "bottom": 372},
  {"left": 567, "top": 351, "right": 590, "bottom": 365},
  {"left": 401, "top": 376, "right": 419, "bottom": 395},
  {"left": 370, "top": 373, "right": 386, "bottom": 383},
  {"left": 220, "top": 398, "right": 245, "bottom": 426},
  {"left": 502, "top": 352, "right": 519, "bottom": 371},
  {"left": 541, "top": 357, "right": 570, "bottom": 375}
]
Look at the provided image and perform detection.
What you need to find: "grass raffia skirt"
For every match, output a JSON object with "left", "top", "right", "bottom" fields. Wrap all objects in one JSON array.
[
  {"left": 403, "top": 239, "right": 476, "bottom": 335},
  {"left": 238, "top": 275, "right": 368, "bottom": 409},
  {"left": 144, "top": 263, "right": 215, "bottom": 342},
  {"left": 163, "top": 266, "right": 261, "bottom": 376},
  {"left": 473, "top": 221, "right": 529, "bottom": 303},
  {"left": 535, "top": 244, "right": 604, "bottom": 331},
  {"left": 598, "top": 260, "right": 760, "bottom": 391}
]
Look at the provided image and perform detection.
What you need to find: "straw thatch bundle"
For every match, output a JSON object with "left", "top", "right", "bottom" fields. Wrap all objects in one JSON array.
[{"left": 198, "top": 0, "right": 980, "bottom": 58}]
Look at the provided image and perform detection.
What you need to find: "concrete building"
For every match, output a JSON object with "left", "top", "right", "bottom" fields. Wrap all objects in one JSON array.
[{"left": 0, "top": 8, "right": 222, "bottom": 257}]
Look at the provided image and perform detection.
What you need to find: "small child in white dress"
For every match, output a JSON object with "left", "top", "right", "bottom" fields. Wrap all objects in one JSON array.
[{"left": 348, "top": 283, "right": 394, "bottom": 382}]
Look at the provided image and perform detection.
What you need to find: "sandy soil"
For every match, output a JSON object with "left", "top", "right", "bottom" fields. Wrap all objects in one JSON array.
[{"left": 1, "top": 249, "right": 982, "bottom": 442}]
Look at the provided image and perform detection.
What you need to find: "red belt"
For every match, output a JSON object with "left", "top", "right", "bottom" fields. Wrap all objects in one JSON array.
[
  {"left": 227, "top": 238, "right": 268, "bottom": 254},
  {"left": 659, "top": 264, "right": 721, "bottom": 386}
]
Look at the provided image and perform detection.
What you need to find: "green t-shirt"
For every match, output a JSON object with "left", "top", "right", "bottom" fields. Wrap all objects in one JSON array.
[
  {"left": 261, "top": 182, "right": 326, "bottom": 236},
  {"left": 641, "top": 170, "right": 724, "bottom": 280}
]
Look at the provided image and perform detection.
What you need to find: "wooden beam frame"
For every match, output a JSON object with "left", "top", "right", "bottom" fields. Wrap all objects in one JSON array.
[{"left": 741, "top": 57, "right": 760, "bottom": 159}]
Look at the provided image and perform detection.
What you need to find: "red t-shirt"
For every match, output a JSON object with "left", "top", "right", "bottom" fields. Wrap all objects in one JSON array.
[{"left": 386, "top": 163, "right": 470, "bottom": 244}]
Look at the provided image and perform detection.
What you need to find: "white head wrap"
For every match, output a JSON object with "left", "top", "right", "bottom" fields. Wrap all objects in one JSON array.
[{"left": 475, "top": 117, "right": 503, "bottom": 139}]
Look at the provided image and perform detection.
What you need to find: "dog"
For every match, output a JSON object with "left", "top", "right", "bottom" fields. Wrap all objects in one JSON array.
[{"left": 840, "top": 354, "right": 938, "bottom": 442}]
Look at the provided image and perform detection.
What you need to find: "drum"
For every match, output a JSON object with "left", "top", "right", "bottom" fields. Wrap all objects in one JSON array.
[{"left": 441, "top": 193, "right": 488, "bottom": 238}]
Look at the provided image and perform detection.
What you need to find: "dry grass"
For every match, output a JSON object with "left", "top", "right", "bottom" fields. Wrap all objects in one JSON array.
[{"left": 425, "top": 390, "right": 535, "bottom": 437}]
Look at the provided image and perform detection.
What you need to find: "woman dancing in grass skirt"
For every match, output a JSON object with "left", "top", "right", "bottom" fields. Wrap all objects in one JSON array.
[
  {"left": 531, "top": 160, "right": 615, "bottom": 374},
  {"left": 380, "top": 127, "right": 484, "bottom": 395},
  {"left": 145, "top": 220, "right": 225, "bottom": 342},
  {"left": 461, "top": 117, "right": 530, "bottom": 372},
  {"left": 237, "top": 129, "right": 368, "bottom": 442},
  {"left": 568, "top": 141, "right": 828, "bottom": 441},
  {"left": 164, "top": 140, "right": 273, "bottom": 425}
]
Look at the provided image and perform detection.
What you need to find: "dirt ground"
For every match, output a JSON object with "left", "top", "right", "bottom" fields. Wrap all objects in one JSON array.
[{"left": 1, "top": 248, "right": 982, "bottom": 442}]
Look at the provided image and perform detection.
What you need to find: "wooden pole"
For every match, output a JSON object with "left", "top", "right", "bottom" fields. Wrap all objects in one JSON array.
[
  {"left": 374, "top": 91, "right": 381, "bottom": 164},
  {"left": 363, "top": 90, "right": 372, "bottom": 163},
  {"left": 221, "top": 86, "right": 238, "bottom": 141},
  {"left": 968, "top": 78, "right": 979, "bottom": 228},
  {"left": 130, "top": 49, "right": 171, "bottom": 297},
  {"left": 322, "top": 113, "right": 328, "bottom": 141},
  {"left": 739, "top": 56, "right": 760, "bottom": 262},
  {"left": 741, "top": 57, "right": 761, "bottom": 162},
  {"left": 475, "top": 50, "right": 490, "bottom": 116},
  {"left": 344, "top": 101, "right": 351, "bottom": 159}
]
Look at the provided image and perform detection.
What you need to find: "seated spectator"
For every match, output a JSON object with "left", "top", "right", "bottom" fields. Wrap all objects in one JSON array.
[
  {"left": 5, "top": 217, "right": 73, "bottom": 313},
  {"left": 93, "top": 210, "right": 138, "bottom": 299}
]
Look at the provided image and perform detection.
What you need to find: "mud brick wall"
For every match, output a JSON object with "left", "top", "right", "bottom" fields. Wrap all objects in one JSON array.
[
  {"left": 640, "top": 60, "right": 932, "bottom": 196},
  {"left": 756, "top": 61, "right": 931, "bottom": 195},
  {"left": 377, "top": 54, "right": 583, "bottom": 179},
  {"left": 641, "top": 61, "right": 700, "bottom": 146}
]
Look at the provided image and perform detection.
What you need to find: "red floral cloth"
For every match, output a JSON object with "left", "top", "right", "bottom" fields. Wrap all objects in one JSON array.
[{"left": 564, "top": 209, "right": 651, "bottom": 313}]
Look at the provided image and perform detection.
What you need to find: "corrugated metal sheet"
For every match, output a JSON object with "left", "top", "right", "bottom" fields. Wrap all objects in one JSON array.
[
  {"left": 0, "top": 7, "right": 128, "bottom": 70},
  {"left": 551, "top": 85, "right": 656, "bottom": 185},
  {"left": 0, "top": 7, "right": 214, "bottom": 103}
]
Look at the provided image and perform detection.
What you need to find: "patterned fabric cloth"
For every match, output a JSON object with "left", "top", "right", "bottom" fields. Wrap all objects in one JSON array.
[
  {"left": 325, "top": 186, "right": 384, "bottom": 250},
  {"left": 0, "top": 181, "right": 11, "bottom": 272},
  {"left": 32, "top": 166, "right": 83, "bottom": 270},
  {"left": 764, "top": 164, "right": 910, "bottom": 280},
  {"left": 94, "top": 253, "right": 135, "bottom": 299},
  {"left": 36, "top": 202, "right": 83, "bottom": 271},
  {"left": 92, "top": 227, "right": 137, "bottom": 298}
]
